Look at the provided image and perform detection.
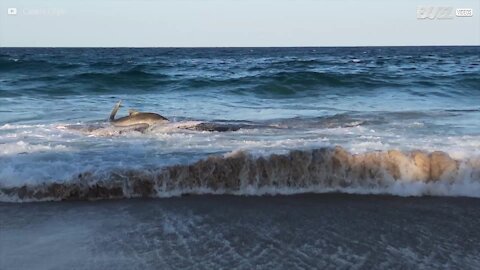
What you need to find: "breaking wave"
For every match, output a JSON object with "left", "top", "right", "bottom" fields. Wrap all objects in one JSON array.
[{"left": 2, "top": 146, "right": 479, "bottom": 202}]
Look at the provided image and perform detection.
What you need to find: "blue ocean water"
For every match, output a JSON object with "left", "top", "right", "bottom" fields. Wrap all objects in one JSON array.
[{"left": 0, "top": 47, "right": 479, "bottom": 200}]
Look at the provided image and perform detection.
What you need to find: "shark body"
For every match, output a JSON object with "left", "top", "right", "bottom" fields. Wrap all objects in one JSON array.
[{"left": 109, "top": 101, "right": 169, "bottom": 128}]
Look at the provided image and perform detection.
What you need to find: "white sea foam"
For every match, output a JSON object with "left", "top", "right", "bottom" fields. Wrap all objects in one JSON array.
[
  {"left": 1, "top": 117, "right": 480, "bottom": 202},
  {"left": 0, "top": 141, "right": 68, "bottom": 155}
]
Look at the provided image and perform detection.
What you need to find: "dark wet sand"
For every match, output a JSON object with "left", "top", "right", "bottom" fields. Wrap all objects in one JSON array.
[{"left": 1, "top": 194, "right": 480, "bottom": 270}]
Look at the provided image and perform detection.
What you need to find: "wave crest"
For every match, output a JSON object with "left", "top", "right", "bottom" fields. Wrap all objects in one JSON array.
[{"left": 2, "top": 146, "right": 480, "bottom": 202}]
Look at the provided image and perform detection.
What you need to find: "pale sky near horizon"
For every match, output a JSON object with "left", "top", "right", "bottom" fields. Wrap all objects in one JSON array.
[{"left": 0, "top": 0, "right": 479, "bottom": 47}]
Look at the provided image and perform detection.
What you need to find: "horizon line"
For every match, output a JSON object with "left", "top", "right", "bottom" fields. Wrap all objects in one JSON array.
[{"left": 1, "top": 45, "right": 479, "bottom": 49}]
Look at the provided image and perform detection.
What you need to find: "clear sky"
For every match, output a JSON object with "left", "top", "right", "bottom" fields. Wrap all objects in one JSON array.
[{"left": 0, "top": 0, "right": 479, "bottom": 47}]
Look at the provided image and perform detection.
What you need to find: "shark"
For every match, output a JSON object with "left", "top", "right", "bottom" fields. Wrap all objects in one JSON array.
[{"left": 109, "top": 101, "right": 169, "bottom": 128}]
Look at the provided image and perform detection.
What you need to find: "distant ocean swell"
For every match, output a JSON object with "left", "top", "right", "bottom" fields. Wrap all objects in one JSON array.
[
  {"left": 2, "top": 57, "right": 479, "bottom": 97},
  {"left": 2, "top": 146, "right": 479, "bottom": 202}
]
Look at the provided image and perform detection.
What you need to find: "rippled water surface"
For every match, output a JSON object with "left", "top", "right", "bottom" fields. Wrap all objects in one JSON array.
[
  {"left": 0, "top": 47, "right": 479, "bottom": 200},
  {"left": 2, "top": 194, "right": 480, "bottom": 270}
]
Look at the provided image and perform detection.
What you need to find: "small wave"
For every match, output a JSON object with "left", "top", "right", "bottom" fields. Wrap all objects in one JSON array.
[
  {"left": 0, "top": 58, "right": 50, "bottom": 71},
  {"left": 268, "top": 114, "right": 369, "bottom": 129},
  {"left": 181, "top": 71, "right": 406, "bottom": 96},
  {"left": 250, "top": 71, "right": 401, "bottom": 90},
  {"left": 458, "top": 76, "right": 480, "bottom": 90},
  {"left": 445, "top": 109, "right": 480, "bottom": 113},
  {"left": 0, "top": 58, "right": 81, "bottom": 72},
  {"left": 0, "top": 141, "right": 68, "bottom": 155},
  {"left": 2, "top": 146, "right": 479, "bottom": 202},
  {"left": 72, "top": 69, "right": 169, "bottom": 88},
  {"left": 0, "top": 123, "right": 46, "bottom": 130}
]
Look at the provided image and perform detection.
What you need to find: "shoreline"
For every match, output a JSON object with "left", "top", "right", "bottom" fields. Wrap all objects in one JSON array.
[{"left": 2, "top": 193, "right": 479, "bottom": 269}]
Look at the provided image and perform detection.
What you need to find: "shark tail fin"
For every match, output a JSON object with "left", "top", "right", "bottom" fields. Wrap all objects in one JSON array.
[{"left": 110, "top": 100, "right": 122, "bottom": 121}]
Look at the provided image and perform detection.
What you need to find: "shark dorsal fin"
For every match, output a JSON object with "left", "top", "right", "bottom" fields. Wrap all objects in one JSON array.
[{"left": 128, "top": 109, "right": 140, "bottom": 116}]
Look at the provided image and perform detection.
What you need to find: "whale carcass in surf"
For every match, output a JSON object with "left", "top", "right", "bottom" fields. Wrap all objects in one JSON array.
[
  {"left": 109, "top": 100, "right": 169, "bottom": 128},
  {"left": 66, "top": 101, "right": 246, "bottom": 136},
  {"left": 108, "top": 101, "right": 246, "bottom": 132}
]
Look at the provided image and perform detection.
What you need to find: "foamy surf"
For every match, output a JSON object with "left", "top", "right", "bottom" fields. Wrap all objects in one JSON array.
[
  {"left": 63, "top": 120, "right": 247, "bottom": 137},
  {"left": 1, "top": 146, "right": 479, "bottom": 202},
  {"left": 1, "top": 47, "right": 480, "bottom": 204}
]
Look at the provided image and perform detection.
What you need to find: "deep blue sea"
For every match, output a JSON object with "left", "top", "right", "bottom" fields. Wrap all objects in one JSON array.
[
  {"left": 0, "top": 47, "right": 479, "bottom": 200},
  {"left": 1, "top": 47, "right": 480, "bottom": 270}
]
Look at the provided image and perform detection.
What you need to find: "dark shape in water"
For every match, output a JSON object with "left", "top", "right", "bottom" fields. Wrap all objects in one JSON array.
[
  {"left": 186, "top": 122, "right": 243, "bottom": 132},
  {"left": 109, "top": 100, "right": 169, "bottom": 127}
]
